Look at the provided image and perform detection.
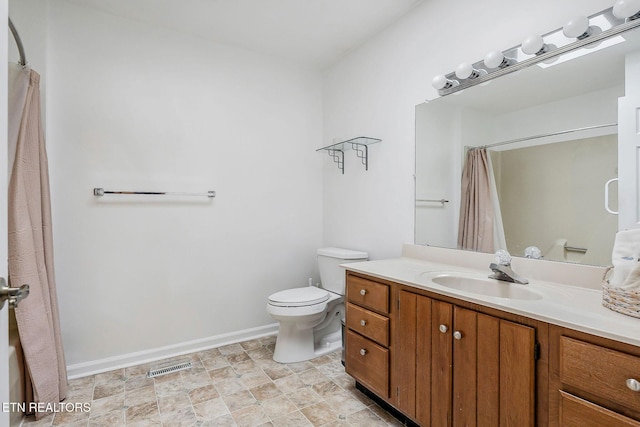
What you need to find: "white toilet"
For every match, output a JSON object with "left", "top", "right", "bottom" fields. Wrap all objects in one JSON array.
[{"left": 267, "top": 247, "right": 368, "bottom": 363}]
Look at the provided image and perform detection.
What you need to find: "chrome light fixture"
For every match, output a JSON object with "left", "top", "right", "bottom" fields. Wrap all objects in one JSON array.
[{"left": 430, "top": 2, "right": 640, "bottom": 97}]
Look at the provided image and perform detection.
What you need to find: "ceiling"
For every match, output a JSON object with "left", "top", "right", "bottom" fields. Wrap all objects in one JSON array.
[{"left": 63, "top": 0, "right": 425, "bottom": 69}]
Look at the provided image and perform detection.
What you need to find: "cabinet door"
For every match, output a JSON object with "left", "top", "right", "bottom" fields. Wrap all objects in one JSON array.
[
  {"left": 415, "top": 294, "right": 433, "bottom": 425},
  {"left": 453, "top": 306, "right": 478, "bottom": 427},
  {"left": 477, "top": 314, "right": 500, "bottom": 427},
  {"left": 499, "top": 320, "right": 535, "bottom": 427},
  {"left": 453, "top": 307, "right": 535, "bottom": 427},
  {"left": 397, "top": 291, "right": 418, "bottom": 416},
  {"left": 431, "top": 300, "right": 454, "bottom": 426}
]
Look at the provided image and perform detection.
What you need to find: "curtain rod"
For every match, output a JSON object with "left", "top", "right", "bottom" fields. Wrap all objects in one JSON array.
[
  {"left": 468, "top": 123, "right": 617, "bottom": 151},
  {"left": 9, "top": 18, "right": 27, "bottom": 67}
]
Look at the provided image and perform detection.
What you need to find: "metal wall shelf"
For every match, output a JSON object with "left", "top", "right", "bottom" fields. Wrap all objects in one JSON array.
[{"left": 316, "top": 136, "right": 381, "bottom": 174}]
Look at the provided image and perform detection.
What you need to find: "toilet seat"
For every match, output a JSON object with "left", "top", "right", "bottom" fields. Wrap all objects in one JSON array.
[{"left": 268, "top": 287, "right": 329, "bottom": 307}]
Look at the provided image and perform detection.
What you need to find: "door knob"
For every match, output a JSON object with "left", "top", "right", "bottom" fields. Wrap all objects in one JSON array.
[
  {"left": 439, "top": 324, "right": 449, "bottom": 333},
  {"left": 0, "top": 278, "right": 30, "bottom": 310},
  {"left": 453, "top": 331, "right": 463, "bottom": 340}
]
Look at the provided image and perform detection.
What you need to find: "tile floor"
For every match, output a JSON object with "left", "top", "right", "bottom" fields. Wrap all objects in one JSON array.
[{"left": 21, "top": 335, "right": 402, "bottom": 427}]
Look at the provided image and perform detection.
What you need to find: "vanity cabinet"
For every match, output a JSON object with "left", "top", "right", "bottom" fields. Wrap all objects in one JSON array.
[
  {"left": 397, "top": 290, "right": 536, "bottom": 426},
  {"left": 550, "top": 327, "right": 640, "bottom": 426},
  {"left": 344, "top": 274, "right": 391, "bottom": 399},
  {"left": 345, "top": 271, "right": 539, "bottom": 426}
]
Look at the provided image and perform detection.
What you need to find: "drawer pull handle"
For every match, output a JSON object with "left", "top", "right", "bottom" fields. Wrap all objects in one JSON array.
[
  {"left": 360, "top": 320, "right": 367, "bottom": 327},
  {"left": 453, "top": 331, "right": 463, "bottom": 340},
  {"left": 627, "top": 378, "right": 640, "bottom": 392},
  {"left": 360, "top": 289, "right": 367, "bottom": 296},
  {"left": 439, "top": 324, "right": 449, "bottom": 333},
  {"left": 360, "top": 348, "right": 367, "bottom": 356}
]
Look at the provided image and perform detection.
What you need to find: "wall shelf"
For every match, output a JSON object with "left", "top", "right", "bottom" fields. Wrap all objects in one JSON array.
[{"left": 316, "top": 136, "right": 381, "bottom": 174}]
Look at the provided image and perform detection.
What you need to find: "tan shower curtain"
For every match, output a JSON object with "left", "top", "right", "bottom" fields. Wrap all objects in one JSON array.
[
  {"left": 8, "top": 67, "right": 67, "bottom": 418},
  {"left": 458, "top": 148, "right": 494, "bottom": 252}
]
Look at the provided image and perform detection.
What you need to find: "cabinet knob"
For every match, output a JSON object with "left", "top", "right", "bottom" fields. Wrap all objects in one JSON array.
[
  {"left": 627, "top": 378, "right": 640, "bottom": 392},
  {"left": 453, "top": 331, "right": 463, "bottom": 340},
  {"left": 360, "top": 320, "right": 367, "bottom": 327},
  {"left": 360, "top": 348, "right": 367, "bottom": 356},
  {"left": 439, "top": 324, "right": 449, "bottom": 333},
  {"left": 360, "top": 289, "right": 367, "bottom": 296}
]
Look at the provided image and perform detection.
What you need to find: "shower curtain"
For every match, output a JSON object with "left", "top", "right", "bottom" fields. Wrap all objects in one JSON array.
[
  {"left": 458, "top": 148, "right": 495, "bottom": 252},
  {"left": 8, "top": 63, "right": 67, "bottom": 418}
]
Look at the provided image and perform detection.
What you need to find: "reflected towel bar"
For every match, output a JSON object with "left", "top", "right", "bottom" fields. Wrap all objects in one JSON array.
[
  {"left": 416, "top": 198, "right": 449, "bottom": 205},
  {"left": 93, "top": 188, "right": 216, "bottom": 198}
]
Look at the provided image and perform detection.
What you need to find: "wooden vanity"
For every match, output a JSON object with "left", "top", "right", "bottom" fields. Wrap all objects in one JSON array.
[{"left": 344, "top": 269, "right": 640, "bottom": 427}]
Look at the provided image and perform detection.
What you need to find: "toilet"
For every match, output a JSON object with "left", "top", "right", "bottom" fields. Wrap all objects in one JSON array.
[{"left": 267, "top": 247, "right": 368, "bottom": 363}]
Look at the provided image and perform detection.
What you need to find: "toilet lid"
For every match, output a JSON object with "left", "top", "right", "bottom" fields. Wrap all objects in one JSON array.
[{"left": 268, "top": 287, "right": 330, "bottom": 307}]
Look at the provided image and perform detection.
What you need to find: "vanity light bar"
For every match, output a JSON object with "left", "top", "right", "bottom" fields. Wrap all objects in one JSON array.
[{"left": 433, "top": 4, "right": 640, "bottom": 96}]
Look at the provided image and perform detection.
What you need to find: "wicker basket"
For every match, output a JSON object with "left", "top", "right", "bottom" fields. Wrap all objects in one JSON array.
[{"left": 602, "top": 281, "right": 640, "bottom": 319}]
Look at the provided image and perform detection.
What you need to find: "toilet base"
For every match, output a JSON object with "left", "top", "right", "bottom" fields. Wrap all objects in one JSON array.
[
  {"left": 272, "top": 327, "right": 342, "bottom": 364},
  {"left": 272, "top": 303, "right": 344, "bottom": 364}
]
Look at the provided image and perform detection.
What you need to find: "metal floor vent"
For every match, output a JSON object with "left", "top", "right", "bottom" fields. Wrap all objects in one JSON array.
[{"left": 146, "top": 360, "right": 192, "bottom": 378}]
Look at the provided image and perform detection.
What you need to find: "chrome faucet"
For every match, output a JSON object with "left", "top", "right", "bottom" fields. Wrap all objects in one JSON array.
[{"left": 489, "top": 250, "right": 529, "bottom": 284}]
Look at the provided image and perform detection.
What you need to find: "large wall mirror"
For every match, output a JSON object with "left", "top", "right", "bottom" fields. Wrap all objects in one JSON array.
[{"left": 415, "top": 25, "right": 640, "bottom": 267}]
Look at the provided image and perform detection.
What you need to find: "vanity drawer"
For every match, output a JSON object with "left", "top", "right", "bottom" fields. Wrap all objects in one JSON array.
[
  {"left": 560, "top": 391, "right": 640, "bottom": 427},
  {"left": 345, "top": 329, "right": 389, "bottom": 398},
  {"left": 560, "top": 336, "right": 640, "bottom": 413},
  {"left": 346, "top": 303, "right": 389, "bottom": 346},
  {"left": 346, "top": 275, "right": 389, "bottom": 314}
]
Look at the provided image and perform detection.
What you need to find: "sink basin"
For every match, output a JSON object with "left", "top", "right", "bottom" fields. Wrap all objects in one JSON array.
[{"left": 420, "top": 272, "right": 542, "bottom": 300}]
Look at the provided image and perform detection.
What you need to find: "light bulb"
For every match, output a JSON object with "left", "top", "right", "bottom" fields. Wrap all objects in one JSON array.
[
  {"left": 484, "top": 50, "right": 510, "bottom": 69},
  {"left": 563, "top": 16, "right": 591, "bottom": 39},
  {"left": 455, "top": 63, "right": 477, "bottom": 79},
  {"left": 613, "top": 0, "right": 640, "bottom": 19},
  {"left": 522, "top": 35, "right": 546, "bottom": 55},
  {"left": 432, "top": 74, "right": 457, "bottom": 90}
]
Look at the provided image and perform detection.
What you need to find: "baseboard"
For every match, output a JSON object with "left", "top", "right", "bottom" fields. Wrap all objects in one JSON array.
[{"left": 66, "top": 323, "right": 279, "bottom": 379}]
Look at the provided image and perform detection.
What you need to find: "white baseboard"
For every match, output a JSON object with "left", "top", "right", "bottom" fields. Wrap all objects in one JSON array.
[{"left": 66, "top": 323, "right": 279, "bottom": 379}]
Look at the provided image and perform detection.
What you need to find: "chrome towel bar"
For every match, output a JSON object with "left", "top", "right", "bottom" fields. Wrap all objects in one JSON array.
[
  {"left": 93, "top": 188, "right": 216, "bottom": 198},
  {"left": 416, "top": 198, "right": 449, "bottom": 205}
]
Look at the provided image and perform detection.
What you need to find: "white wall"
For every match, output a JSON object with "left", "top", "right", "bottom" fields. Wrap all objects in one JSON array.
[
  {"left": 45, "top": 1, "right": 323, "bottom": 370},
  {"left": 321, "top": 0, "right": 613, "bottom": 260}
]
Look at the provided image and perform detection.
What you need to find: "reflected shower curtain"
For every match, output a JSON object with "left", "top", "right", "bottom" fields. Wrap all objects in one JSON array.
[
  {"left": 458, "top": 148, "right": 495, "bottom": 252},
  {"left": 8, "top": 64, "right": 67, "bottom": 418},
  {"left": 486, "top": 152, "right": 507, "bottom": 251}
]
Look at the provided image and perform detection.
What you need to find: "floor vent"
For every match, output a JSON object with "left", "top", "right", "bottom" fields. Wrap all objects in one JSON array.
[{"left": 146, "top": 360, "right": 192, "bottom": 378}]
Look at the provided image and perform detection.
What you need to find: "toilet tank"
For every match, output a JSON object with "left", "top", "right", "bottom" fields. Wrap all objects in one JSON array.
[{"left": 317, "top": 247, "right": 368, "bottom": 294}]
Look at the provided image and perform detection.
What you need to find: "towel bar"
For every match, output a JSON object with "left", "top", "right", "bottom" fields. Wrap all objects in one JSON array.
[
  {"left": 93, "top": 188, "right": 215, "bottom": 198},
  {"left": 416, "top": 198, "right": 449, "bottom": 205}
]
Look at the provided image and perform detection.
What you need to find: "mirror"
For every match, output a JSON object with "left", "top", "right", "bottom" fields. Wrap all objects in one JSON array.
[{"left": 415, "top": 26, "right": 640, "bottom": 266}]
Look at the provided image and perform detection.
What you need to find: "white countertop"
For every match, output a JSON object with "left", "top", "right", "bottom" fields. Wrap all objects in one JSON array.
[{"left": 343, "top": 245, "right": 640, "bottom": 348}]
